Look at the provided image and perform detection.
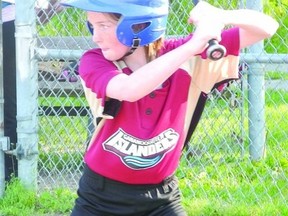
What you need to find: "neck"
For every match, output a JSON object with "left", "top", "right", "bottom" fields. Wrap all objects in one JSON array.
[{"left": 123, "top": 47, "right": 148, "bottom": 71}]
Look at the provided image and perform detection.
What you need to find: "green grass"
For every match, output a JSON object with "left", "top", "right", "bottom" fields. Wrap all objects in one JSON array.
[
  {"left": 0, "top": 179, "right": 76, "bottom": 216},
  {"left": 265, "top": 71, "right": 288, "bottom": 80},
  {"left": 178, "top": 89, "right": 288, "bottom": 215},
  {"left": 179, "top": 154, "right": 288, "bottom": 215},
  {"left": 1, "top": 90, "right": 287, "bottom": 216}
]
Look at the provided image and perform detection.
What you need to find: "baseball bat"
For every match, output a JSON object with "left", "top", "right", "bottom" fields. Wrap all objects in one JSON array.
[{"left": 192, "top": 0, "right": 227, "bottom": 60}]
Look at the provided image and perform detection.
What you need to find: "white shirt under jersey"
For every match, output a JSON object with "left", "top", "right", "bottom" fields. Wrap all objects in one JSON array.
[{"left": 2, "top": 1, "right": 15, "bottom": 23}]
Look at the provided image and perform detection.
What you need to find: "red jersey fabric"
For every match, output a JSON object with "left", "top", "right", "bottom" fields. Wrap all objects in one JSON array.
[{"left": 79, "top": 27, "right": 240, "bottom": 184}]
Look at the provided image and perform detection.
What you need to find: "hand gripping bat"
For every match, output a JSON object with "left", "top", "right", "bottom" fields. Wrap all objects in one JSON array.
[{"left": 192, "top": 0, "right": 227, "bottom": 60}]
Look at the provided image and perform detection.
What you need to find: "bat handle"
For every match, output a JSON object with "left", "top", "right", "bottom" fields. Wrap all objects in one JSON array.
[{"left": 206, "top": 39, "right": 227, "bottom": 61}]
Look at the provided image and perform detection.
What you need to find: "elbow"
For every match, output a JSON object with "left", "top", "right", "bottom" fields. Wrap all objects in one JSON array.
[
  {"left": 110, "top": 85, "right": 142, "bottom": 102},
  {"left": 119, "top": 89, "right": 142, "bottom": 102},
  {"left": 266, "top": 20, "right": 279, "bottom": 38},
  {"left": 125, "top": 97, "right": 139, "bottom": 103},
  {"left": 107, "top": 74, "right": 143, "bottom": 102}
]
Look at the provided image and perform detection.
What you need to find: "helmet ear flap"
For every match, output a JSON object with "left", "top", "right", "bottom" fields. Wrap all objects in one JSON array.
[{"left": 117, "top": 16, "right": 167, "bottom": 47}]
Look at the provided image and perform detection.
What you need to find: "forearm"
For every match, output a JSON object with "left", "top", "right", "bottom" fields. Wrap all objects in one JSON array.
[
  {"left": 107, "top": 42, "right": 198, "bottom": 102},
  {"left": 188, "top": 1, "right": 279, "bottom": 49},
  {"left": 224, "top": 9, "right": 279, "bottom": 38}
]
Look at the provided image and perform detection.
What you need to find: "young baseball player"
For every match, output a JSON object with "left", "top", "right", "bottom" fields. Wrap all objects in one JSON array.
[{"left": 61, "top": 0, "right": 278, "bottom": 215}]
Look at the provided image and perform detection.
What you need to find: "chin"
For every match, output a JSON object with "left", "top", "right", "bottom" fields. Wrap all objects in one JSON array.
[
  {"left": 102, "top": 53, "right": 114, "bottom": 61},
  {"left": 103, "top": 53, "right": 124, "bottom": 61}
]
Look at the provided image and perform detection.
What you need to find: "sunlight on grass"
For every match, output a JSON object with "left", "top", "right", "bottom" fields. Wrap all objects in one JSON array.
[
  {"left": 0, "top": 179, "right": 76, "bottom": 216},
  {"left": 177, "top": 89, "right": 288, "bottom": 216}
]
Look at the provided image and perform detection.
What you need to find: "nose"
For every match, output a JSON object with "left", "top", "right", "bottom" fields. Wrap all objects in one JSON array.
[{"left": 92, "top": 31, "right": 102, "bottom": 44}]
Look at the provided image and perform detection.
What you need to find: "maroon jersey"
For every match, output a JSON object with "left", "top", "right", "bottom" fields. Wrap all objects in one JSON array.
[{"left": 79, "top": 28, "right": 240, "bottom": 184}]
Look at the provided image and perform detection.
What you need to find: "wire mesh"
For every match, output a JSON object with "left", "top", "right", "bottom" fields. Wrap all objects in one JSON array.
[{"left": 31, "top": 0, "right": 288, "bottom": 212}]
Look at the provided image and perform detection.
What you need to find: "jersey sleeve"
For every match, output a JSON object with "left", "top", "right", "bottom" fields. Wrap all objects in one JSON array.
[
  {"left": 79, "top": 49, "right": 121, "bottom": 121},
  {"left": 189, "top": 27, "right": 241, "bottom": 93}
]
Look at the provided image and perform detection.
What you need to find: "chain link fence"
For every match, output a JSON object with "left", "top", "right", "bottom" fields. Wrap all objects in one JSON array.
[{"left": 1, "top": 0, "right": 288, "bottom": 213}]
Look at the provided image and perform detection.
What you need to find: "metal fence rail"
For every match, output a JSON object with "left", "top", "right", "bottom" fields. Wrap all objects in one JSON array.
[{"left": 0, "top": 0, "right": 287, "bottom": 213}]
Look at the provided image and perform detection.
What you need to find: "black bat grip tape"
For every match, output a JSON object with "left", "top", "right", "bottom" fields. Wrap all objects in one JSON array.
[{"left": 206, "top": 39, "right": 227, "bottom": 61}]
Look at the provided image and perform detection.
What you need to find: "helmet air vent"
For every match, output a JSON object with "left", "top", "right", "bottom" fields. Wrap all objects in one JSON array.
[{"left": 132, "top": 22, "right": 151, "bottom": 34}]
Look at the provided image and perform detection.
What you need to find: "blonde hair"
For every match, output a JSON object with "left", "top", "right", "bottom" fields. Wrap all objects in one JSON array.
[{"left": 145, "top": 37, "right": 164, "bottom": 62}]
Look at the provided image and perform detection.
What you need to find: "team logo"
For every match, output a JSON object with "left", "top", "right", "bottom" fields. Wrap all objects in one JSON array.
[{"left": 103, "top": 128, "right": 179, "bottom": 170}]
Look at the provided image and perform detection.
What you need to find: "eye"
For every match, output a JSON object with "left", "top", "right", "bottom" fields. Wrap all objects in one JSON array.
[
  {"left": 99, "top": 23, "right": 110, "bottom": 30},
  {"left": 87, "top": 21, "right": 94, "bottom": 35}
]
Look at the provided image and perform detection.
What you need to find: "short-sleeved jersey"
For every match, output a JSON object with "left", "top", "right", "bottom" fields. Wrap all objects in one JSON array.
[{"left": 79, "top": 27, "right": 240, "bottom": 184}]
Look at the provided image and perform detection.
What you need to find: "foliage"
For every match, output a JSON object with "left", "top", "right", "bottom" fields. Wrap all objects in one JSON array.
[
  {"left": 265, "top": 71, "right": 288, "bottom": 80},
  {"left": 37, "top": 8, "right": 89, "bottom": 37},
  {"left": 0, "top": 179, "right": 76, "bottom": 216},
  {"left": 38, "top": 0, "right": 287, "bottom": 53},
  {"left": 263, "top": 0, "right": 288, "bottom": 53},
  {"left": 0, "top": 179, "right": 36, "bottom": 216}
]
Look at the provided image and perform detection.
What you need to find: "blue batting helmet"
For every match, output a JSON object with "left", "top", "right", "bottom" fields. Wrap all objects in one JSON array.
[{"left": 61, "top": 0, "right": 169, "bottom": 47}]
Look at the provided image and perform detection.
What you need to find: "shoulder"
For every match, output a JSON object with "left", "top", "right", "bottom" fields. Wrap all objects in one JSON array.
[
  {"left": 81, "top": 48, "right": 110, "bottom": 66},
  {"left": 221, "top": 27, "right": 240, "bottom": 41},
  {"left": 82, "top": 48, "right": 103, "bottom": 59},
  {"left": 159, "top": 34, "right": 193, "bottom": 55},
  {"left": 79, "top": 48, "right": 118, "bottom": 76},
  {"left": 220, "top": 27, "right": 240, "bottom": 56}
]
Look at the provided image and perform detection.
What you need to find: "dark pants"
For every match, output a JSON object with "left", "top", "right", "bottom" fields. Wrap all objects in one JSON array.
[
  {"left": 3, "top": 20, "right": 18, "bottom": 182},
  {"left": 71, "top": 165, "right": 187, "bottom": 216}
]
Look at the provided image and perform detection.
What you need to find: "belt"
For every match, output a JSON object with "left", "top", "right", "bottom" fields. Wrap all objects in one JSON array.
[{"left": 83, "top": 164, "right": 176, "bottom": 191}]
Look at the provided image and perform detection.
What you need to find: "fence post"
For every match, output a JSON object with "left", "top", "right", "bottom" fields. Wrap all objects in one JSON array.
[
  {"left": 246, "top": 0, "right": 266, "bottom": 161},
  {"left": 15, "top": 0, "right": 38, "bottom": 190},
  {"left": 0, "top": 0, "right": 5, "bottom": 197}
]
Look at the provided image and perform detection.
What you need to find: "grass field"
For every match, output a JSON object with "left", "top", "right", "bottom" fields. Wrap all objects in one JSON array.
[{"left": 0, "top": 89, "right": 287, "bottom": 216}]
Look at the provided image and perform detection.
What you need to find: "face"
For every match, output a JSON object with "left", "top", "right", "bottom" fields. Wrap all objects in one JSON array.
[{"left": 87, "top": 12, "right": 130, "bottom": 61}]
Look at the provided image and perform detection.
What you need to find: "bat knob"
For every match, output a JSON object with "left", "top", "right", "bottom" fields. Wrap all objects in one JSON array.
[{"left": 206, "top": 39, "right": 227, "bottom": 61}]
